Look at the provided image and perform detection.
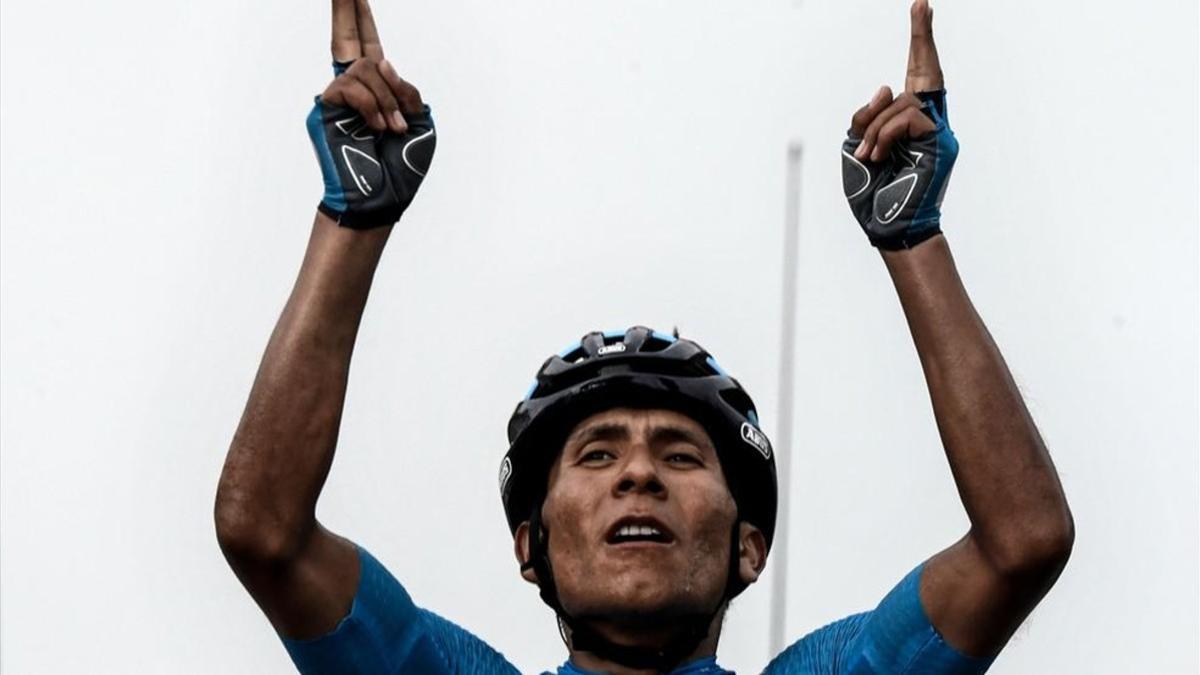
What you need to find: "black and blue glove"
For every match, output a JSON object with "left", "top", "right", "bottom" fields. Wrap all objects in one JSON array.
[
  {"left": 306, "top": 60, "right": 437, "bottom": 229},
  {"left": 841, "top": 89, "right": 957, "bottom": 250}
]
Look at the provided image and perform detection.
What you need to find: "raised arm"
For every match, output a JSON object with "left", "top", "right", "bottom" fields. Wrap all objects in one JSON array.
[
  {"left": 213, "top": 0, "right": 433, "bottom": 640},
  {"left": 885, "top": 235, "right": 1073, "bottom": 658},
  {"left": 842, "top": 0, "right": 1074, "bottom": 658}
]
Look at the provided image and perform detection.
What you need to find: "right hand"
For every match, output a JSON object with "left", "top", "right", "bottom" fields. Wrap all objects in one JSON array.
[{"left": 306, "top": 0, "right": 437, "bottom": 229}]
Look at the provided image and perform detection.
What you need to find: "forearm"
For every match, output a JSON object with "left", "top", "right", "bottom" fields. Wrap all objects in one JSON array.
[
  {"left": 882, "top": 234, "right": 1072, "bottom": 569},
  {"left": 215, "top": 211, "right": 391, "bottom": 558}
]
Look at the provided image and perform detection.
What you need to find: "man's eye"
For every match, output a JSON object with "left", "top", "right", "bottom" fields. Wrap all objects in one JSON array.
[
  {"left": 667, "top": 453, "right": 702, "bottom": 465},
  {"left": 582, "top": 449, "right": 615, "bottom": 462}
]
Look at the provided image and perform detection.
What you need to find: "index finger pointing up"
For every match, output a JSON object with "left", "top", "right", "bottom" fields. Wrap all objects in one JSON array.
[
  {"left": 331, "top": 0, "right": 361, "bottom": 62},
  {"left": 355, "top": 0, "right": 385, "bottom": 61},
  {"left": 905, "top": 0, "right": 944, "bottom": 93}
]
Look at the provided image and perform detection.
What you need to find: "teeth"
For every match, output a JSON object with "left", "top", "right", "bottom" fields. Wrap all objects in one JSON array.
[{"left": 616, "top": 524, "right": 662, "bottom": 538}]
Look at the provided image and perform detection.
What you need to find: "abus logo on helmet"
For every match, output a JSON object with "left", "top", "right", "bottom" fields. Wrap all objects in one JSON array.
[
  {"left": 740, "top": 422, "right": 771, "bottom": 459},
  {"left": 498, "top": 457, "right": 513, "bottom": 497},
  {"left": 597, "top": 343, "right": 626, "bottom": 356}
]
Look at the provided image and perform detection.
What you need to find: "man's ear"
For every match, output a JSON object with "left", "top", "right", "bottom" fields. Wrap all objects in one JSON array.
[
  {"left": 514, "top": 521, "right": 539, "bottom": 584},
  {"left": 737, "top": 522, "right": 768, "bottom": 585}
]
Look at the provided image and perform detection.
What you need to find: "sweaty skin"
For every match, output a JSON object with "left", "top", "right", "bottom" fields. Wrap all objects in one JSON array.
[
  {"left": 513, "top": 409, "right": 767, "bottom": 673},
  {"left": 882, "top": 235, "right": 1074, "bottom": 657},
  {"left": 214, "top": 212, "right": 386, "bottom": 638}
]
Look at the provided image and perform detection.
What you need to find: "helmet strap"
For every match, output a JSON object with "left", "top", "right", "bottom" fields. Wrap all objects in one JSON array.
[
  {"left": 724, "top": 518, "right": 749, "bottom": 601},
  {"left": 527, "top": 504, "right": 739, "bottom": 672}
]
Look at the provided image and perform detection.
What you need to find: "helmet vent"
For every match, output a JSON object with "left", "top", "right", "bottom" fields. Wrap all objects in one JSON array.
[
  {"left": 719, "top": 387, "right": 756, "bottom": 419},
  {"left": 640, "top": 337, "right": 672, "bottom": 353}
]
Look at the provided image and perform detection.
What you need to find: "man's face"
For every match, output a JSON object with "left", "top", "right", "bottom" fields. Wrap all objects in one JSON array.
[{"left": 533, "top": 407, "right": 740, "bottom": 623}]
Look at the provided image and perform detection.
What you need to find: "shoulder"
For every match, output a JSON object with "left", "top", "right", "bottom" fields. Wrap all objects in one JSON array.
[
  {"left": 280, "top": 545, "right": 520, "bottom": 675},
  {"left": 765, "top": 564, "right": 995, "bottom": 674}
]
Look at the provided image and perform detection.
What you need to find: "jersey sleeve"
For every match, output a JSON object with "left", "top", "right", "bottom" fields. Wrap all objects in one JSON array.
[
  {"left": 764, "top": 562, "right": 996, "bottom": 674},
  {"left": 278, "top": 544, "right": 520, "bottom": 675}
]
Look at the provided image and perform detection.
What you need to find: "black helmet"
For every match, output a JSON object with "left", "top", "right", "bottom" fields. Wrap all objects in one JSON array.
[{"left": 500, "top": 325, "right": 778, "bottom": 554}]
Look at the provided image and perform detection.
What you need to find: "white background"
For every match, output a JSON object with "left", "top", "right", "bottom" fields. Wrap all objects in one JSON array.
[{"left": 2, "top": 0, "right": 1197, "bottom": 672}]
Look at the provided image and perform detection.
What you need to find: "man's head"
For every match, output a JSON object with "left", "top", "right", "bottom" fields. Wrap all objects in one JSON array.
[
  {"left": 513, "top": 407, "right": 767, "bottom": 626},
  {"left": 499, "top": 327, "right": 777, "bottom": 666}
]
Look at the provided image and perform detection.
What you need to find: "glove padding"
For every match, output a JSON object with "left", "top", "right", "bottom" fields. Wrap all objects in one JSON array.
[
  {"left": 841, "top": 90, "right": 957, "bottom": 250},
  {"left": 306, "top": 93, "right": 437, "bottom": 229}
]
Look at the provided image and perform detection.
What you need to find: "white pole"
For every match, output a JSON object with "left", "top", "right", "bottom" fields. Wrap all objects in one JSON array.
[{"left": 769, "top": 141, "right": 803, "bottom": 656}]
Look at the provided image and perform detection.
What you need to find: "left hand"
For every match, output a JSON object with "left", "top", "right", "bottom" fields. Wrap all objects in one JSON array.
[{"left": 841, "top": 0, "right": 958, "bottom": 251}]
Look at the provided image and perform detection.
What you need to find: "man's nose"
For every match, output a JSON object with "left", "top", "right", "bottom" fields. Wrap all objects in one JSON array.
[{"left": 614, "top": 449, "right": 666, "bottom": 497}]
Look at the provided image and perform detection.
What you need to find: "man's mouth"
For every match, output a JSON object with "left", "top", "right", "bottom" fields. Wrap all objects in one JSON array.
[{"left": 605, "top": 516, "right": 675, "bottom": 545}]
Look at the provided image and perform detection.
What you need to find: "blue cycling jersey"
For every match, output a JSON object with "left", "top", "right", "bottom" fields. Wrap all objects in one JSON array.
[{"left": 280, "top": 545, "right": 995, "bottom": 674}]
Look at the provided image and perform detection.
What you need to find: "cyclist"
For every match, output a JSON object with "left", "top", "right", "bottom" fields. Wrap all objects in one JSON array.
[{"left": 214, "top": 1, "right": 1074, "bottom": 672}]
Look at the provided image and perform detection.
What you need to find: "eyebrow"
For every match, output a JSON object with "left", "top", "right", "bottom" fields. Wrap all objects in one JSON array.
[
  {"left": 567, "top": 423, "right": 629, "bottom": 450},
  {"left": 566, "top": 422, "right": 713, "bottom": 455},
  {"left": 647, "top": 426, "right": 712, "bottom": 452}
]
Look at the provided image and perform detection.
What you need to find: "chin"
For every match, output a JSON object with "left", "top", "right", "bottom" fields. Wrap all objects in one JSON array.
[{"left": 569, "top": 575, "right": 714, "bottom": 624}]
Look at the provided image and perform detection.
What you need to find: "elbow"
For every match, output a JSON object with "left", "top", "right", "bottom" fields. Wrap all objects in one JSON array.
[
  {"left": 984, "top": 507, "right": 1075, "bottom": 581},
  {"left": 214, "top": 499, "right": 308, "bottom": 565}
]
